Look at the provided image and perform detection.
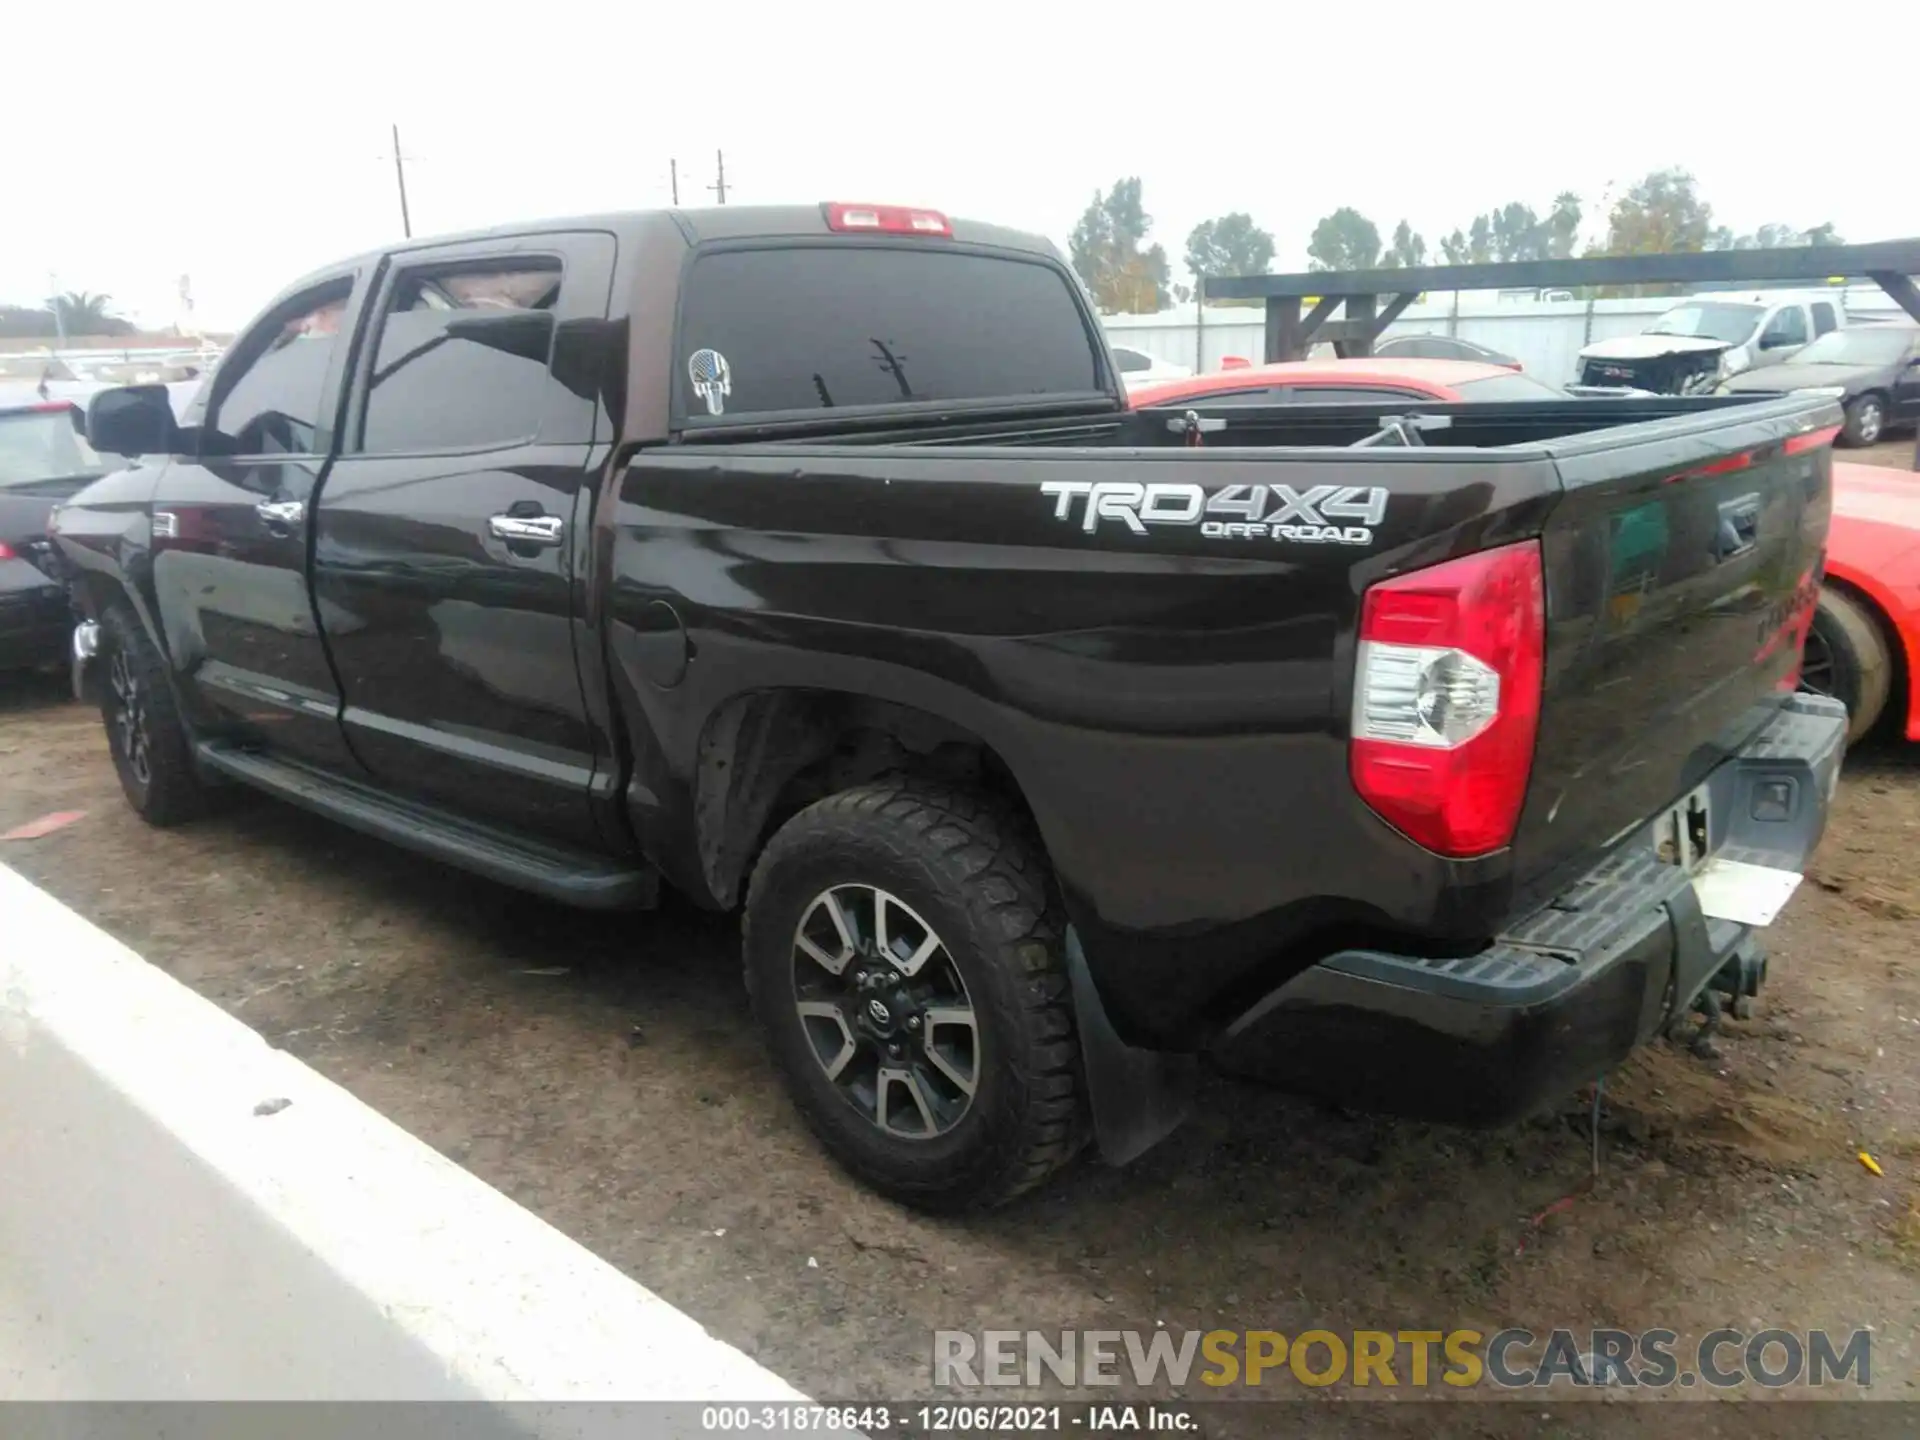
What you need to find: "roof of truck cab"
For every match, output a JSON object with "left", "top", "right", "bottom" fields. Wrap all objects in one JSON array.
[{"left": 269, "top": 206, "right": 1063, "bottom": 299}]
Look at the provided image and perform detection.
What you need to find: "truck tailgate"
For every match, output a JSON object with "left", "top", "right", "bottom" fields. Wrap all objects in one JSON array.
[{"left": 1511, "top": 400, "right": 1840, "bottom": 907}]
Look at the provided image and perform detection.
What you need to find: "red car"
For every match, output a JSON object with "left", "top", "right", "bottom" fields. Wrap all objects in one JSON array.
[
  {"left": 1134, "top": 359, "right": 1920, "bottom": 744},
  {"left": 1128, "top": 356, "right": 1569, "bottom": 409},
  {"left": 1809, "top": 461, "right": 1920, "bottom": 742}
]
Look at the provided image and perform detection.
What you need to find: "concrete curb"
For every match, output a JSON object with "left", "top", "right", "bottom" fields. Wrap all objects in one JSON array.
[{"left": 0, "top": 862, "right": 817, "bottom": 1408}]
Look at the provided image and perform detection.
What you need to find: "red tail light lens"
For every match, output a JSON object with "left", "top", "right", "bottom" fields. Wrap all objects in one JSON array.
[
  {"left": 823, "top": 202, "right": 952, "bottom": 237},
  {"left": 1350, "top": 540, "right": 1545, "bottom": 857},
  {"left": 0, "top": 540, "right": 16, "bottom": 559}
]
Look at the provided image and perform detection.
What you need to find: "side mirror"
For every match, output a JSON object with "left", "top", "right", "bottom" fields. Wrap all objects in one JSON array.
[
  {"left": 86, "top": 384, "right": 180, "bottom": 458},
  {"left": 1759, "top": 331, "right": 1796, "bottom": 351}
]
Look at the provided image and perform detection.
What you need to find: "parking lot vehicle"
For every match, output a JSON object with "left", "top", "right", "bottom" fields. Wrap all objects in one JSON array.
[
  {"left": 1371, "top": 334, "right": 1523, "bottom": 370},
  {"left": 1577, "top": 290, "right": 1842, "bottom": 395},
  {"left": 0, "top": 400, "right": 102, "bottom": 670},
  {"left": 1108, "top": 343, "right": 1192, "bottom": 388},
  {"left": 1129, "top": 355, "right": 1566, "bottom": 407},
  {"left": 1801, "top": 459, "right": 1920, "bottom": 742},
  {"left": 1718, "top": 322, "right": 1920, "bottom": 448},
  {"left": 56, "top": 203, "right": 1848, "bottom": 1210}
]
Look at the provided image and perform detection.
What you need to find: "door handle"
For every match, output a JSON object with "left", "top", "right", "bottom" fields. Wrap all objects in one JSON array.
[
  {"left": 255, "top": 499, "right": 305, "bottom": 527},
  {"left": 488, "top": 514, "right": 565, "bottom": 546}
]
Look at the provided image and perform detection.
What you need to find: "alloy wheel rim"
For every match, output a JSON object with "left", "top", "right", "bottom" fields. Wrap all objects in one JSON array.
[
  {"left": 1855, "top": 401, "right": 1883, "bottom": 445},
  {"left": 1798, "top": 625, "right": 1836, "bottom": 700},
  {"left": 108, "top": 649, "right": 152, "bottom": 787},
  {"left": 789, "top": 884, "right": 979, "bottom": 1140}
]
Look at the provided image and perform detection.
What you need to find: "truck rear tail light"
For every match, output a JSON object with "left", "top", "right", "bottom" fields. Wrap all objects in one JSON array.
[
  {"left": 824, "top": 202, "right": 952, "bottom": 237},
  {"left": 1350, "top": 540, "right": 1545, "bottom": 857},
  {"left": 0, "top": 541, "right": 16, "bottom": 559}
]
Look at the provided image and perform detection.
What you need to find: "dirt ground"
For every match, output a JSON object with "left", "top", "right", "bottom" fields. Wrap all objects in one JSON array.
[{"left": 4, "top": 444, "right": 1918, "bottom": 1422}]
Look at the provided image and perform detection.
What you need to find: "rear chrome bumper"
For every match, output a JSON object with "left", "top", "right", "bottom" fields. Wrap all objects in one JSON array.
[
  {"left": 71, "top": 620, "right": 99, "bottom": 702},
  {"left": 1212, "top": 693, "right": 1848, "bottom": 1123}
]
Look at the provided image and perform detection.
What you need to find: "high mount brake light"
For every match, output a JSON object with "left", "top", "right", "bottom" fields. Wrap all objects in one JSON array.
[
  {"left": 823, "top": 203, "right": 952, "bottom": 237},
  {"left": 1350, "top": 540, "right": 1546, "bottom": 858}
]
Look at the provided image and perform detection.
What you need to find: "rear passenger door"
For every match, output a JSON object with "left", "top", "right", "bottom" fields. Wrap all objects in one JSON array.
[{"left": 311, "top": 232, "right": 617, "bottom": 847}]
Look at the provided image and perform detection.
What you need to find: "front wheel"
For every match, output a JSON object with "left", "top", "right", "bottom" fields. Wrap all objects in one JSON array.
[
  {"left": 743, "top": 781, "right": 1086, "bottom": 1210},
  {"left": 99, "top": 605, "right": 213, "bottom": 825},
  {"left": 1840, "top": 393, "right": 1887, "bottom": 448}
]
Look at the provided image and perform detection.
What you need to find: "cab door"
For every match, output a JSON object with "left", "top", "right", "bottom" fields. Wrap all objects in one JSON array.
[
  {"left": 310, "top": 232, "right": 616, "bottom": 847},
  {"left": 147, "top": 270, "right": 369, "bottom": 771}
]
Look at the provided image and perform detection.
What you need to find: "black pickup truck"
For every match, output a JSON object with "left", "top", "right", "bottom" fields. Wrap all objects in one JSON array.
[{"left": 55, "top": 202, "right": 1849, "bottom": 1210}]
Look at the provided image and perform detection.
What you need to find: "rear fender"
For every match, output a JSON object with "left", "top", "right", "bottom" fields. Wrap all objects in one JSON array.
[{"left": 1820, "top": 557, "right": 1920, "bottom": 739}]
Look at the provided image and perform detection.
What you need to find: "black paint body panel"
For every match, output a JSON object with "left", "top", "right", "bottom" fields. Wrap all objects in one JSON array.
[{"left": 48, "top": 205, "right": 1843, "bottom": 1064}]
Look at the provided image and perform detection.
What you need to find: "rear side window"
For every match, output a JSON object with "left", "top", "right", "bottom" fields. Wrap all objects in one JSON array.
[
  {"left": 1811, "top": 302, "right": 1838, "bottom": 337},
  {"left": 359, "top": 258, "right": 561, "bottom": 454},
  {"left": 676, "top": 245, "right": 1102, "bottom": 419},
  {"left": 1453, "top": 372, "right": 1567, "bottom": 400},
  {"left": 1284, "top": 386, "right": 1430, "bottom": 404}
]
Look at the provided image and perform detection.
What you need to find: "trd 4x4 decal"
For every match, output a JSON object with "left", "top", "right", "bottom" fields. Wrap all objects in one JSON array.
[{"left": 1039, "top": 480, "right": 1387, "bottom": 546}]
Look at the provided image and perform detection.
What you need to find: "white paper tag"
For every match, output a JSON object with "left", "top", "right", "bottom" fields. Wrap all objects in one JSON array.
[{"left": 1691, "top": 858, "right": 1804, "bottom": 928}]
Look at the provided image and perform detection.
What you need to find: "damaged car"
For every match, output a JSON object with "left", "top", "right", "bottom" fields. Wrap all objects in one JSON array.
[{"left": 1576, "top": 291, "right": 1839, "bottom": 395}]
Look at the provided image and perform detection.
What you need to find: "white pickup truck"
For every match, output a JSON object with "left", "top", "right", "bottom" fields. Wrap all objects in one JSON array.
[{"left": 1576, "top": 290, "right": 1843, "bottom": 395}]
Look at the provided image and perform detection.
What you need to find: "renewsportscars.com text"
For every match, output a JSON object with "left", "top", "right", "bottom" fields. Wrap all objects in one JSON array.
[{"left": 933, "top": 1327, "right": 1872, "bottom": 1391}]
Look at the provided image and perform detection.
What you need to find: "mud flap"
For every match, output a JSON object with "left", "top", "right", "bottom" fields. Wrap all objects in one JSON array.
[{"left": 1066, "top": 928, "right": 1196, "bottom": 1166}]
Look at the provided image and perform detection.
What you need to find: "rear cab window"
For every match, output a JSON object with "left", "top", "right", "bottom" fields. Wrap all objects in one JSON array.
[{"left": 673, "top": 244, "right": 1105, "bottom": 424}]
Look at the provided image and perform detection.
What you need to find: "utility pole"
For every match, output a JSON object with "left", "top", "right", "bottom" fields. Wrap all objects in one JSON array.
[
  {"left": 391, "top": 122, "right": 413, "bottom": 238},
  {"left": 670, "top": 158, "right": 679, "bottom": 206},
  {"left": 709, "top": 149, "right": 728, "bottom": 205}
]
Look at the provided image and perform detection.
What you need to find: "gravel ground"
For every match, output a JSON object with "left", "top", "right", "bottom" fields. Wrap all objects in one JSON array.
[{"left": 2, "top": 445, "right": 1916, "bottom": 1424}]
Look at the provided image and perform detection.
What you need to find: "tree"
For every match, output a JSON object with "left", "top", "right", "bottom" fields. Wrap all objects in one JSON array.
[
  {"left": 1306, "top": 207, "right": 1381, "bottom": 272},
  {"left": 1382, "top": 221, "right": 1427, "bottom": 269},
  {"left": 1597, "top": 169, "right": 1715, "bottom": 255},
  {"left": 1707, "top": 221, "right": 1845, "bottom": 250},
  {"left": 0, "top": 304, "right": 60, "bottom": 339},
  {"left": 1069, "top": 178, "right": 1170, "bottom": 313},
  {"left": 1544, "top": 192, "right": 1583, "bottom": 258},
  {"left": 1184, "top": 212, "right": 1275, "bottom": 289},
  {"left": 1435, "top": 195, "right": 1583, "bottom": 266},
  {"left": 53, "top": 291, "right": 133, "bottom": 336}
]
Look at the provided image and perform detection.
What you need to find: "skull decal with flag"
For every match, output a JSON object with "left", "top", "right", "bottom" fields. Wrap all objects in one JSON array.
[{"left": 688, "top": 348, "right": 732, "bottom": 416}]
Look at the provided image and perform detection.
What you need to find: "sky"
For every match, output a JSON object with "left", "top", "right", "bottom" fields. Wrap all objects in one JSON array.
[{"left": 7, "top": 0, "right": 1915, "bottom": 332}]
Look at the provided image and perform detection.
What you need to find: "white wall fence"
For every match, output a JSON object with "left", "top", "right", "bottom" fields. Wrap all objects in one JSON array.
[
  {"left": 1103, "top": 286, "right": 1907, "bottom": 385},
  {"left": 0, "top": 863, "right": 846, "bottom": 1434}
]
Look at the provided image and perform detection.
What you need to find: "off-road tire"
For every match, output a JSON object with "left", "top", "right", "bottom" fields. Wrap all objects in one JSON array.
[
  {"left": 1839, "top": 393, "right": 1887, "bottom": 448},
  {"left": 743, "top": 780, "right": 1086, "bottom": 1211},
  {"left": 1803, "top": 587, "right": 1892, "bottom": 743},
  {"left": 100, "top": 604, "right": 213, "bottom": 825}
]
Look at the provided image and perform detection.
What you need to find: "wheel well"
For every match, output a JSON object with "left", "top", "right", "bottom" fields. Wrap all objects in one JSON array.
[{"left": 693, "top": 690, "right": 1038, "bottom": 909}]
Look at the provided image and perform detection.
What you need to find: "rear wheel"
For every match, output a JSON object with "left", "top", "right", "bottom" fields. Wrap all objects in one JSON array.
[
  {"left": 1839, "top": 393, "right": 1887, "bottom": 448},
  {"left": 100, "top": 606, "right": 213, "bottom": 825},
  {"left": 1800, "top": 587, "right": 1892, "bottom": 743},
  {"left": 743, "top": 780, "right": 1085, "bottom": 1210}
]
